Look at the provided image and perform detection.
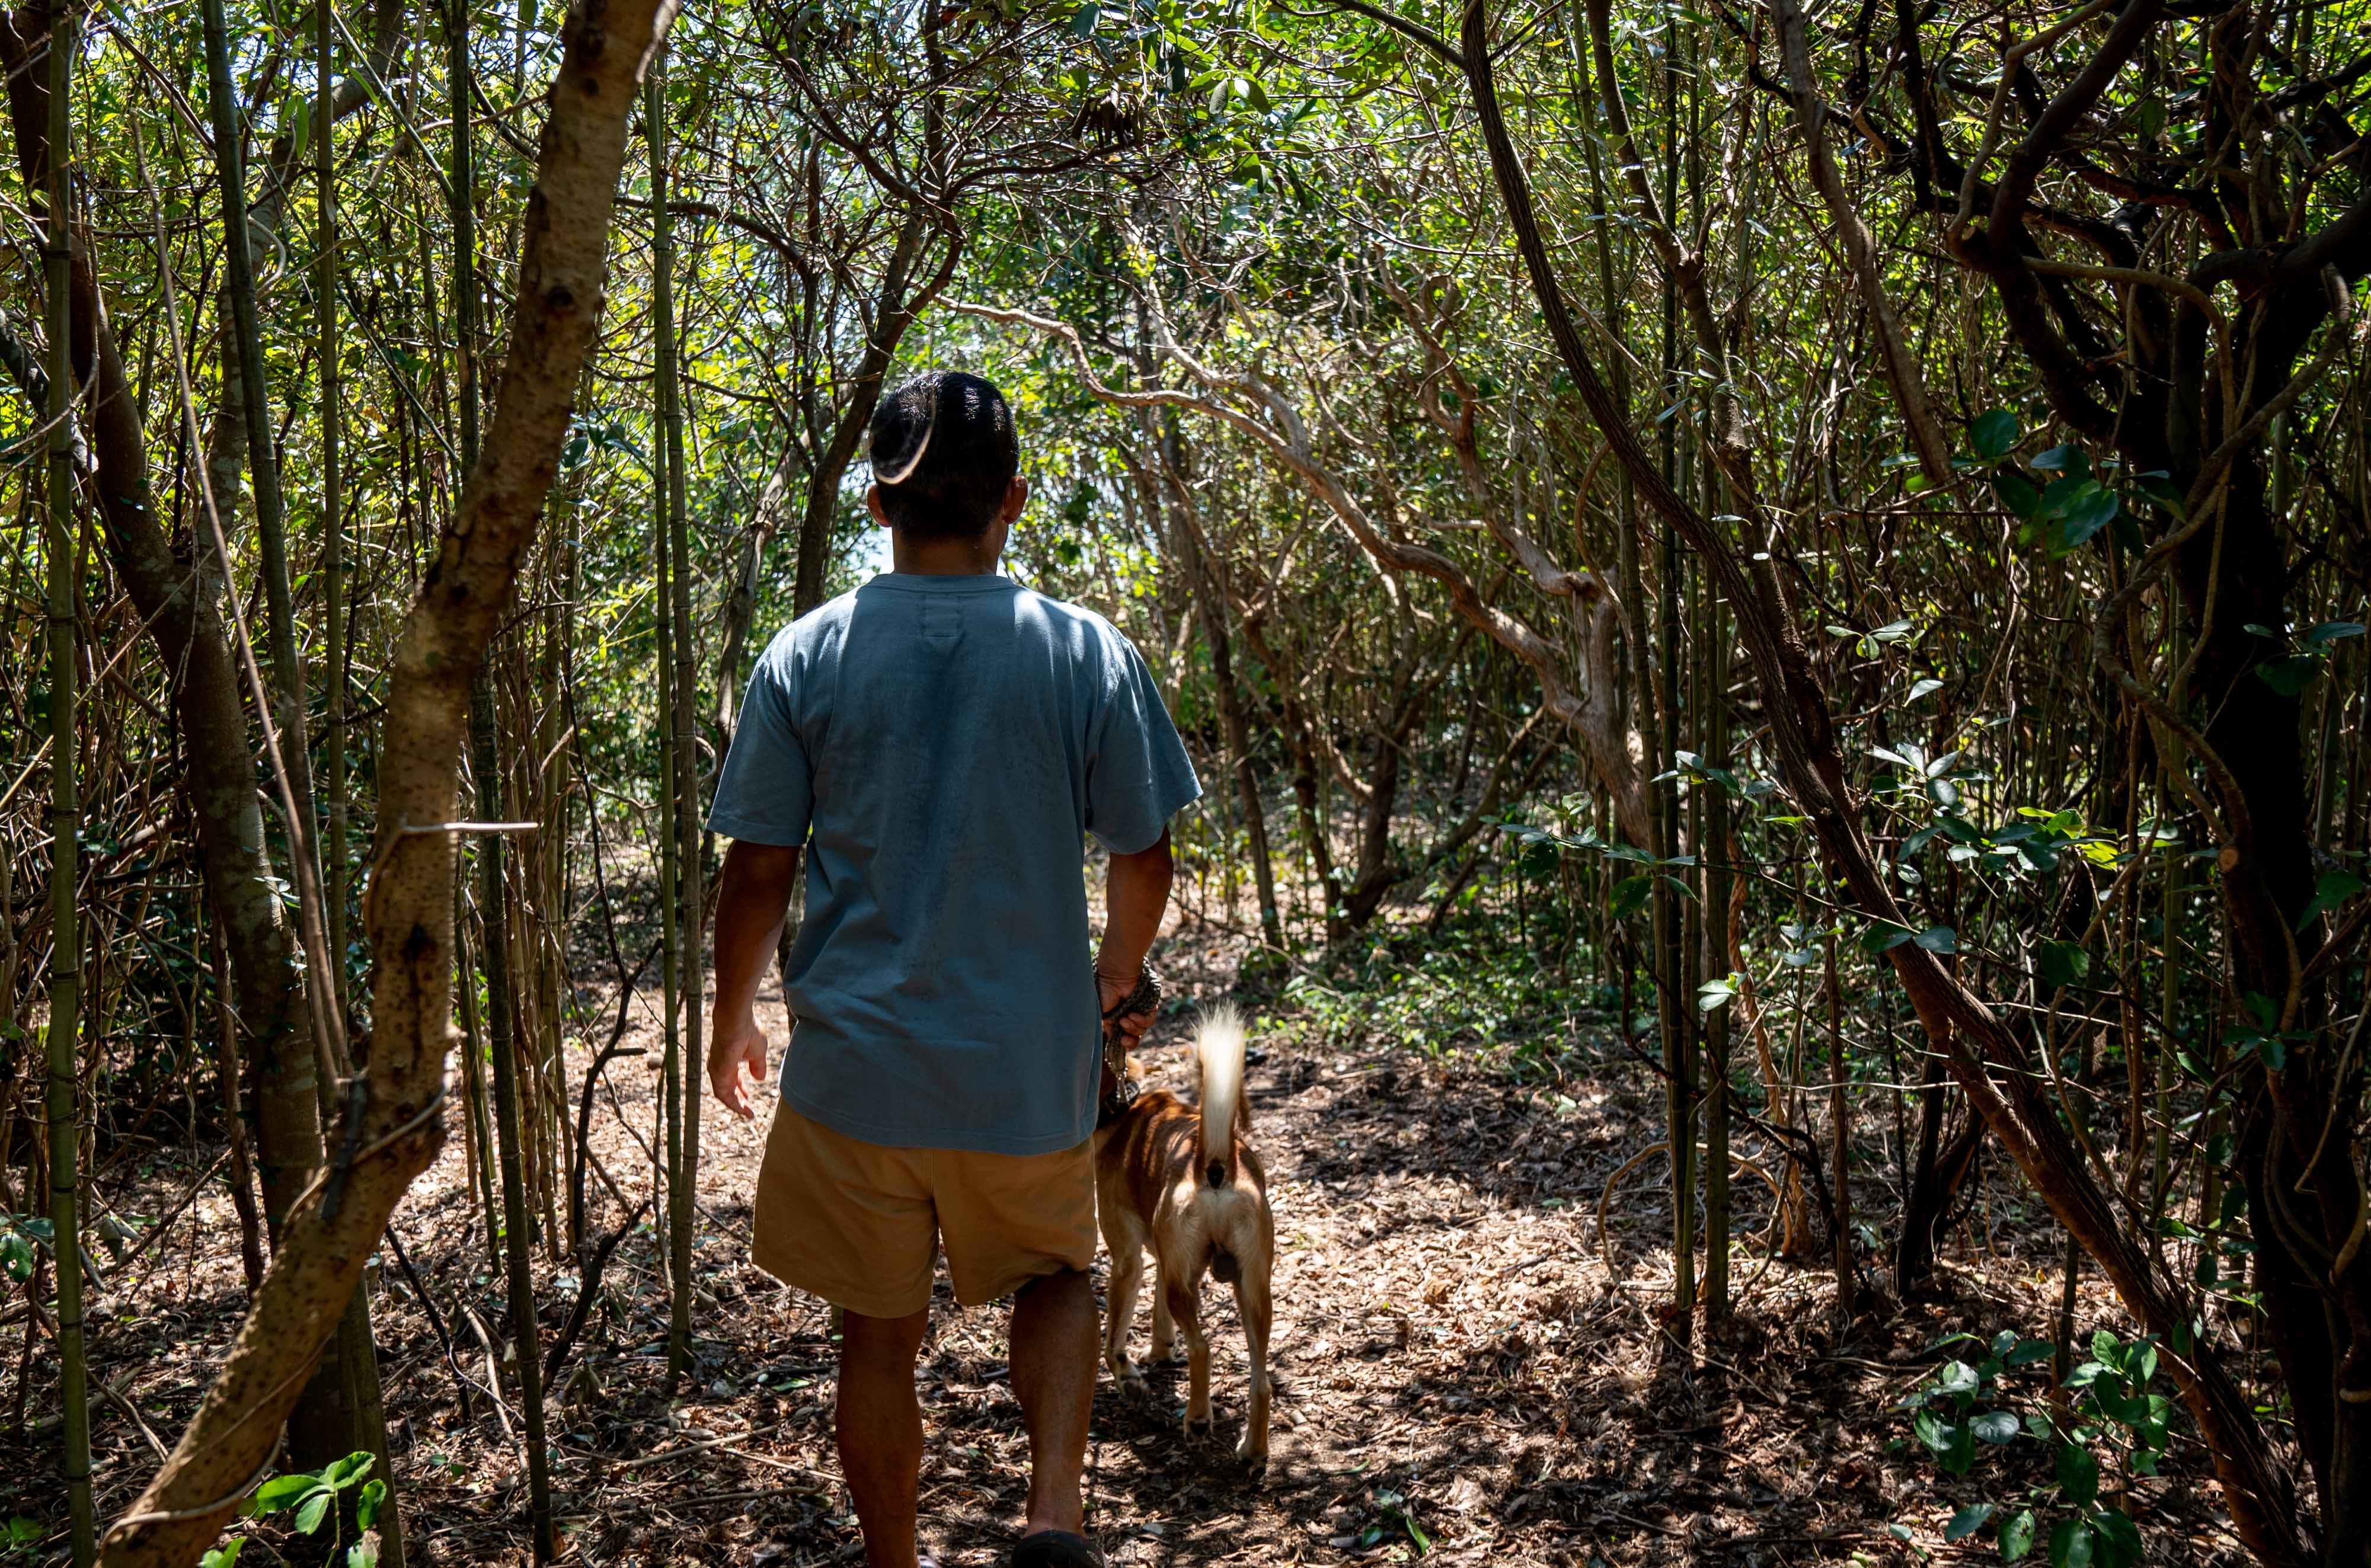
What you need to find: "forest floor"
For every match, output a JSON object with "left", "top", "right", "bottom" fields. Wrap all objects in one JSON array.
[{"left": 3, "top": 917, "right": 2255, "bottom": 1567}]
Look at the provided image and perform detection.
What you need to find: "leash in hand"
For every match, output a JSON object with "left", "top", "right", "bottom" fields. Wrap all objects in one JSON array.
[{"left": 1098, "top": 961, "right": 1161, "bottom": 1125}]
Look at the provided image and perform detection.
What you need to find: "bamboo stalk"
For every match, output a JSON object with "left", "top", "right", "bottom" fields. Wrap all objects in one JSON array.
[
  {"left": 41, "top": 0, "right": 95, "bottom": 1551},
  {"left": 197, "top": 0, "right": 344, "bottom": 1084},
  {"left": 1701, "top": 568, "right": 1731, "bottom": 1322},
  {"left": 319, "top": 0, "right": 349, "bottom": 1025},
  {"left": 1823, "top": 918, "right": 1852, "bottom": 1329},
  {"left": 472, "top": 677, "right": 557, "bottom": 1563},
  {"left": 653, "top": 50, "right": 706, "bottom": 1390}
]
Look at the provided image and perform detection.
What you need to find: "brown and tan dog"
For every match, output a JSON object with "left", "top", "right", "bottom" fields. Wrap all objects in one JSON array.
[{"left": 1095, "top": 1006, "right": 1275, "bottom": 1466}]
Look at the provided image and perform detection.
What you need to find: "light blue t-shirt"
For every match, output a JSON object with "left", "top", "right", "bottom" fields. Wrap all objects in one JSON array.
[{"left": 706, "top": 572, "right": 1202, "bottom": 1156}]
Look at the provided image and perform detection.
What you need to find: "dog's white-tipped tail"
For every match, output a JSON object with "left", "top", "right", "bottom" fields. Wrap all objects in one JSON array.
[{"left": 1196, "top": 1005, "right": 1248, "bottom": 1188}]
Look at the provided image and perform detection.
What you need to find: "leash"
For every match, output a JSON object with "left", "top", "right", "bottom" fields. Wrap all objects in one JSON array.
[{"left": 1097, "top": 961, "right": 1161, "bottom": 1127}]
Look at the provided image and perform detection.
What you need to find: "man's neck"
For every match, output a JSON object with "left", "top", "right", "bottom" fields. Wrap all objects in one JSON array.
[{"left": 889, "top": 532, "right": 1001, "bottom": 577}]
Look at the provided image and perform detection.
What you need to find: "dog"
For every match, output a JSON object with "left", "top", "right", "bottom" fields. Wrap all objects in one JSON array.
[{"left": 1095, "top": 1004, "right": 1276, "bottom": 1466}]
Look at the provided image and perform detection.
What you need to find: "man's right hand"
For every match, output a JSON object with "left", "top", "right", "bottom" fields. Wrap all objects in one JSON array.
[
  {"left": 710, "top": 1014, "right": 770, "bottom": 1122},
  {"left": 708, "top": 839, "right": 799, "bottom": 1122},
  {"left": 1097, "top": 969, "right": 1155, "bottom": 1053}
]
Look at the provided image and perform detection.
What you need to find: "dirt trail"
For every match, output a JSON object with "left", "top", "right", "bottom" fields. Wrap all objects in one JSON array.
[{"left": 1, "top": 930, "right": 2225, "bottom": 1566}]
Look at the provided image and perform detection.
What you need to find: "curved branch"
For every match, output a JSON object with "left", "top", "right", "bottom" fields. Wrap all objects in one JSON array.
[{"left": 948, "top": 296, "right": 1655, "bottom": 849}]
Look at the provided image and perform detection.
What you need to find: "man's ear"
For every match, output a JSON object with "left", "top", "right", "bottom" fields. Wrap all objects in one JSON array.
[
  {"left": 866, "top": 485, "right": 889, "bottom": 527},
  {"left": 1002, "top": 476, "right": 1029, "bottom": 524}
]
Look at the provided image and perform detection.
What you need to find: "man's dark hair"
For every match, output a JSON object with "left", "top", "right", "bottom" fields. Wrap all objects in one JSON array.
[{"left": 867, "top": 371, "right": 1020, "bottom": 539}]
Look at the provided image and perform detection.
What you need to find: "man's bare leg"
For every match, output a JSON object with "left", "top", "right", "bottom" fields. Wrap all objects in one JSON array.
[
  {"left": 837, "top": 1305, "right": 932, "bottom": 1568},
  {"left": 1010, "top": 1267, "right": 1097, "bottom": 1537}
]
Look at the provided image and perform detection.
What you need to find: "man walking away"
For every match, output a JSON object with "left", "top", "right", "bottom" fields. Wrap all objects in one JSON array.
[{"left": 705, "top": 370, "right": 1200, "bottom": 1568}]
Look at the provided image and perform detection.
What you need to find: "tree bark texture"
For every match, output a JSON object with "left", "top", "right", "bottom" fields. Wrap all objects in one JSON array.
[{"left": 97, "top": 1, "right": 679, "bottom": 1558}]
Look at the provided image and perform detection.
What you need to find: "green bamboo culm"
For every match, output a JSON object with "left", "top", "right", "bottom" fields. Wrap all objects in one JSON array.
[
  {"left": 199, "top": 0, "right": 334, "bottom": 981},
  {"left": 318, "top": 0, "right": 349, "bottom": 1026},
  {"left": 472, "top": 684, "right": 558, "bottom": 1563},
  {"left": 1656, "top": 519, "right": 1693, "bottom": 1333},
  {"left": 1701, "top": 575, "right": 1731, "bottom": 1323},
  {"left": 41, "top": 1, "right": 95, "bottom": 1559},
  {"left": 649, "top": 51, "right": 707, "bottom": 1389},
  {"left": 448, "top": 0, "right": 553, "bottom": 1548},
  {"left": 316, "top": 10, "right": 404, "bottom": 1559}
]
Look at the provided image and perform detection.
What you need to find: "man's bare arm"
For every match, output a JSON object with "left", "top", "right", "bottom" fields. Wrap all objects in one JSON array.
[
  {"left": 707, "top": 839, "right": 801, "bottom": 1119},
  {"left": 1095, "top": 828, "right": 1175, "bottom": 1045}
]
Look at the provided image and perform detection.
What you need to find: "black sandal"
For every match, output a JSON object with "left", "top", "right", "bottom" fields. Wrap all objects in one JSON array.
[{"left": 1012, "top": 1530, "right": 1106, "bottom": 1567}]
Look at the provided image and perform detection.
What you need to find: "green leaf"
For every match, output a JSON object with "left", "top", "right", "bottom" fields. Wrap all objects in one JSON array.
[
  {"left": 250, "top": 1474, "right": 320, "bottom": 1515},
  {"left": 357, "top": 1479, "right": 386, "bottom": 1531},
  {"left": 1915, "top": 1407, "right": 1975, "bottom": 1474},
  {"left": 2296, "top": 871, "right": 2364, "bottom": 931},
  {"left": 1934, "top": 1359, "right": 1982, "bottom": 1396},
  {"left": 2054, "top": 484, "right": 2118, "bottom": 553},
  {"left": 2001, "top": 1509, "right": 2038, "bottom": 1563},
  {"left": 2039, "top": 940, "right": 2089, "bottom": 991},
  {"left": 2302, "top": 620, "right": 2364, "bottom": 648},
  {"left": 2006, "top": 1337, "right": 2058, "bottom": 1367},
  {"left": 2056, "top": 1443, "right": 2100, "bottom": 1507},
  {"left": 1609, "top": 873, "right": 1654, "bottom": 921},
  {"left": 1973, "top": 1410, "right": 2021, "bottom": 1444},
  {"left": 294, "top": 1489, "right": 333, "bottom": 1537},
  {"left": 2257, "top": 1033, "right": 2287, "bottom": 1071},
  {"left": 1861, "top": 921, "right": 1915, "bottom": 955},
  {"left": 1945, "top": 1502, "right": 1996, "bottom": 1543},
  {"left": 0, "top": 1231, "right": 31, "bottom": 1283},
  {"left": 200, "top": 1542, "right": 244, "bottom": 1568},
  {"left": 2050, "top": 1516, "right": 2095, "bottom": 1568},
  {"left": 324, "top": 1453, "right": 375, "bottom": 1490},
  {"left": 2091, "top": 1509, "right": 2142, "bottom": 1568},
  {"left": 2033, "top": 443, "right": 2088, "bottom": 476},
  {"left": 1995, "top": 471, "right": 2042, "bottom": 520},
  {"left": 347, "top": 1535, "right": 382, "bottom": 1568},
  {"left": 1972, "top": 410, "right": 2018, "bottom": 462},
  {"left": 1913, "top": 925, "right": 1958, "bottom": 954},
  {"left": 1069, "top": 1, "right": 1100, "bottom": 34},
  {"left": 2255, "top": 656, "right": 2321, "bottom": 696}
]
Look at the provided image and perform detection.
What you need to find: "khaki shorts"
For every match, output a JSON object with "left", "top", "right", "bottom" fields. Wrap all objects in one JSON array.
[{"left": 751, "top": 1101, "right": 1097, "bottom": 1320}]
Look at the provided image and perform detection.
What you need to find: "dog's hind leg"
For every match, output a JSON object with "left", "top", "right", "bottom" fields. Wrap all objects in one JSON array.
[
  {"left": 1232, "top": 1267, "right": 1273, "bottom": 1468},
  {"left": 1104, "top": 1241, "right": 1146, "bottom": 1392},
  {"left": 1149, "top": 1269, "right": 1180, "bottom": 1365},
  {"left": 1165, "top": 1276, "right": 1212, "bottom": 1436}
]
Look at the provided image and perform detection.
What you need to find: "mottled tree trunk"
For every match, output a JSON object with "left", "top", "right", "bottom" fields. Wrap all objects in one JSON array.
[{"left": 95, "top": 0, "right": 679, "bottom": 1557}]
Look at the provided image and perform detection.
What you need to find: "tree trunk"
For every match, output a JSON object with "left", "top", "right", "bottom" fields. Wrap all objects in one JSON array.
[
  {"left": 789, "top": 213, "right": 961, "bottom": 616},
  {"left": 97, "top": 1, "right": 679, "bottom": 1556},
  {"left": 1452, "top": 6, "right": 2310, "bottom": 1557},
  {"left": 1197, "top": 577, "right": 1280, "bottom": 944}
]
